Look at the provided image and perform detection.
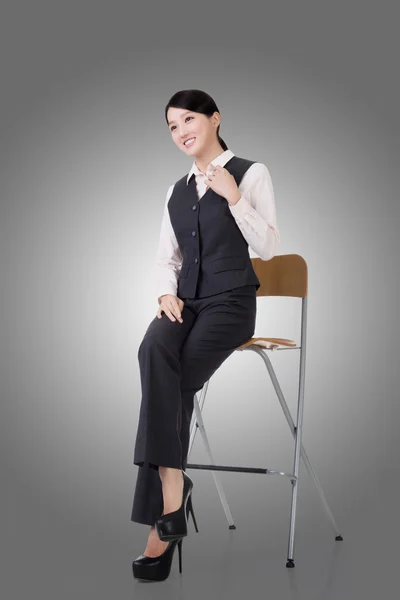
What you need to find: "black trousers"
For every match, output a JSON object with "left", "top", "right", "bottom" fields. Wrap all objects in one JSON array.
[{"left": 130, "top": 284, "right": 257, "bottom": 526}]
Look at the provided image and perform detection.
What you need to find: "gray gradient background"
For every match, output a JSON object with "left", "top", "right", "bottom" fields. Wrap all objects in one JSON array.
[{"left": 1, "top": 1, "right": 399, "bottom": 598}]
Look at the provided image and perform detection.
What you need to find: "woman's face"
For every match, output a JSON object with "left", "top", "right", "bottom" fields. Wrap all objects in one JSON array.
[{"left": 167, "top": 107, "right": 220, "bottom": 156}]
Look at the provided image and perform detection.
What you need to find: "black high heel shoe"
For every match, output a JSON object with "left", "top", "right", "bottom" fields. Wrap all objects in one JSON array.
[
  {"left": 132, "top": 538, "right": 183, "bottom": 581},
  {"left": 155, "top": 470, "right": 195, "bottom": 541}
]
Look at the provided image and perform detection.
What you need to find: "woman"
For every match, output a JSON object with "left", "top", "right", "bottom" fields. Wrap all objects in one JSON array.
[{"left": 131, "top": 89, "right": 280, "bottom": 581}]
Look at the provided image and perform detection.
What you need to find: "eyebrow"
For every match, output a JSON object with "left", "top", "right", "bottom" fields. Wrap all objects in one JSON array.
[{"left": 167, "top": 111, "right": 193, "bottom": 126}]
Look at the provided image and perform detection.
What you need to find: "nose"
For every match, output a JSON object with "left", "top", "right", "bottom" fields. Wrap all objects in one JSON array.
[{"left": 179, "top": 125, "right": 192, "bottom": 137}]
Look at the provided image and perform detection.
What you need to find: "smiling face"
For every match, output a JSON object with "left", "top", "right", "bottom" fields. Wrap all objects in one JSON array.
[{"left": 167, "top": 107, "right": 221, "bottom": 156}]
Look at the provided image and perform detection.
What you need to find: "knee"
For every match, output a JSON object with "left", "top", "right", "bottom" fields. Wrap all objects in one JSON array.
[
  {"left": 138, "top": 334, "right": 154, "bottom": 360},
  {"left": 137, "top": 334, "right": 168, "bottom": 362}
]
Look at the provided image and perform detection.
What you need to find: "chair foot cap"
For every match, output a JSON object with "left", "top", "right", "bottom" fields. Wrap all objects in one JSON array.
[{"left": 286, "top": 559, "right": 295, "bottom": 568}]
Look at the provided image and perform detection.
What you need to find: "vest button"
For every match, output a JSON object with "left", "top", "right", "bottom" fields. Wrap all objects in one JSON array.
[
  {"left": 194, "top": 258, "right": 198, "bottom": 263},
  {"left": 192, "top": 231, "right": 196, "bottom": 236},
  {"left": 192, "top": 204, "right": 197, "bottom": 210}
]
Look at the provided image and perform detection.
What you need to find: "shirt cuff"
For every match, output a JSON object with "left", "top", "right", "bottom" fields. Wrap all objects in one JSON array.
[{"left": 228, "top": 194, "right": 252, "bottom": 218}]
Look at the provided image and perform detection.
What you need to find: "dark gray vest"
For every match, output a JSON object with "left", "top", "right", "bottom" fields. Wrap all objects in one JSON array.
[{"left": 168, "top": 155, "right": 261, "bottom": 299}]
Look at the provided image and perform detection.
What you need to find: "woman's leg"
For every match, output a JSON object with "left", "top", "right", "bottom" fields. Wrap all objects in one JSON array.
[
  {"left": 131, "top": 304, "right": 196, "bottom": 526},
  {"left": 131, "top": 285, "right": 256, "bottom": 527}
]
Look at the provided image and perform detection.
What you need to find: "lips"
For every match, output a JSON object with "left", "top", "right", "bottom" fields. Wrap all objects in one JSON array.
[{"left": 183, "top": 137, "right": 196, "bottom": 147}]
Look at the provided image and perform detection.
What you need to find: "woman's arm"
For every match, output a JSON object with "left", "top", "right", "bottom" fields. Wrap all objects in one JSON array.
[
  {"left": 155, "top": 184, "right": 183, "bottom": 304},
  {"left": 228, "top": 162, "right": 280, "bottom": 260}
]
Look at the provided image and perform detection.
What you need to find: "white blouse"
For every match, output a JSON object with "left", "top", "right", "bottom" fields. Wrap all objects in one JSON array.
[{"left": 155, "top": 149, "right": 280, "bottom": 302}]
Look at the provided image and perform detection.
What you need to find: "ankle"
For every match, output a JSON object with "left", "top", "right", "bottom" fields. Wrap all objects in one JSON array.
[{"left": 159, "top": 466, "right": 183, "bottom": 483}]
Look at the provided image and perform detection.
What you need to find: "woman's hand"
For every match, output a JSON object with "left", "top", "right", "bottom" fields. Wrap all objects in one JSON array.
[
  {"left": 204, "top": 164, "right": 241, "bottom": 205},
  {"left": 157, "top": 294, "right": 184, "bottom": 323}
]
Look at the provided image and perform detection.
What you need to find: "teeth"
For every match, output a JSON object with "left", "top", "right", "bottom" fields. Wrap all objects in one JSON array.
[{"left": 184, "top": 138, "right": 195, "bottom": 145}]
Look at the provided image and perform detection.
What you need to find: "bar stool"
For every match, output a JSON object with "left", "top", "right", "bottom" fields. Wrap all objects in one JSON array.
[{"left": 186, "top": 253, "right": 343, "bottom": 567}]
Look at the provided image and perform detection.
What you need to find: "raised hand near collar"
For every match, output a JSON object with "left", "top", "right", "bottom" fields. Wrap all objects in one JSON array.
[{"left": 204, "top": 164, "right": 241, "bottom": 205}]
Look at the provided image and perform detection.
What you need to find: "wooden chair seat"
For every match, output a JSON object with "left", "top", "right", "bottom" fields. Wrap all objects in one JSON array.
[{"left": 237, "top": 336, "right": 297, "bottom": 351}]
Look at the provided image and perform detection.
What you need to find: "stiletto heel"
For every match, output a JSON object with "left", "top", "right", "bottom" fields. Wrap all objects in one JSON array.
[
  {"left": 186, "top": 493, "right": 199, "bottom": 533},
  {"left": 155, "top": 470, "right": 194, "bottom": 541},
  {"left": 178, "top": 538, "right": 183, "bottom": 573}
]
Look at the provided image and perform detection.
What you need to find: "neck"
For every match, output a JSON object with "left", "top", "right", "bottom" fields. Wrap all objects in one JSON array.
[{"left": 194, "top": 142, "right": 225, "bottom": 174}]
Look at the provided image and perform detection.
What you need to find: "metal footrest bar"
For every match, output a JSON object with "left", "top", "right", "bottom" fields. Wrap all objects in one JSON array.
[{"left": 186, "top": 462, "right": 297, "bottom": 482}]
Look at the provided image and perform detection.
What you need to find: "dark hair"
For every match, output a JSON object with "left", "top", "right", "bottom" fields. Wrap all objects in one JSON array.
[{"left": 165, "top": 89, "right": 228, "bottom": 151}]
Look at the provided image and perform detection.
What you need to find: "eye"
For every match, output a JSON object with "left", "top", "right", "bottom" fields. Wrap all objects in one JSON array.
[{"left": 170, "top": 116, "right": 193, "bottom": 132}]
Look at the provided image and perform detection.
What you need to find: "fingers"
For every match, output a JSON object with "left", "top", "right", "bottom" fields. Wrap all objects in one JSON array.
[
  {"left": 171, "top": 300, "right": 183, "bottom": 322},
  {"left": 165, "top": 307, "right": 177, "bottom": 321},
  {"left": 206, "top": 163, "right": 216, "bottom": 178},
  {"left": 156, "top": 297, "right": 183, "bottom": 322}
]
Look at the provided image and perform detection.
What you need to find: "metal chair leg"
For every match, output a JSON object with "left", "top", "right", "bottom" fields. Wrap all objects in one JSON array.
[
  {"left": 187, "top": 341, "right": 342, "bottom": 566},
  {"left": 187, "top": 382, "right": 236, "bottom": 528},
  {"left": 247, "top": 345, "right": 342, "bottom": 540}
]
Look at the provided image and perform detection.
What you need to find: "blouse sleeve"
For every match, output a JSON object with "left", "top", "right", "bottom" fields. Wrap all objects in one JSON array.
[
  {"left": 228, "top": 162, "right": 280, "bottom": 260},
  {"left": 155, "top": 184, "right": 183, "bottom": 304}
]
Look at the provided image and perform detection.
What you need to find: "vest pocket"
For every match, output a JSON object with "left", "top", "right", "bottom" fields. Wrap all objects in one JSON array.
[{"left": 212, "top": 256, "right": 246, "bottom": 273}]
